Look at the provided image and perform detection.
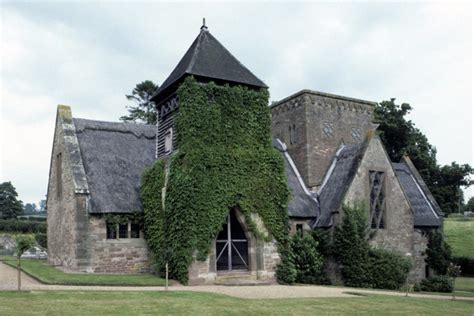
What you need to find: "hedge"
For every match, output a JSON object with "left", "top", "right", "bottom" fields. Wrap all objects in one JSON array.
[
  {"left": 0, "top": 219, "right": 46, "bottom": 233},
  {"left": 452, "top": 256, "right": 474, "bottom": 277},
  {"left": 420, "top": 275, "right": 453, "bottom": 293}
]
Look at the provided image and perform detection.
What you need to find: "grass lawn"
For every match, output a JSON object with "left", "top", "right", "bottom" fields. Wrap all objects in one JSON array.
[
  {"left": 0, "top": 291, "right": 473, "bottom": 316},
  {"left": 444, "top": 217, "right": 474, "bottom": 259},
  {"left": 0, "top": 256, "right": 165, "bottom": 286}
]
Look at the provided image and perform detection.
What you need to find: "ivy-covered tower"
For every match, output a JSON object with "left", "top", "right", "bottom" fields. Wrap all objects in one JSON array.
[
  {"left": 151, "top": 22, "right": 267, "bottom": 158},
  {"left": 144, "top": 23, "right": 289, "bottom": 285}
]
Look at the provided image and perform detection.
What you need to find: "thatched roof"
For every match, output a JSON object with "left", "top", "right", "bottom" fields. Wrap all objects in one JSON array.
[{"left": 73, "top": 118, "right": 156, "bottom": 214}]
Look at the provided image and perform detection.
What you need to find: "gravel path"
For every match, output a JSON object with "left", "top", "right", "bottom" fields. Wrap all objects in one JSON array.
[{"left": 1, "top": 262, "right": 473, "bottom": 301}]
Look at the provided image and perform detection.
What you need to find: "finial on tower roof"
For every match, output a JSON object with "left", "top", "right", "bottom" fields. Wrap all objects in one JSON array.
[{"left": 201, "top": 17, "right": 208, "bottom": 31}]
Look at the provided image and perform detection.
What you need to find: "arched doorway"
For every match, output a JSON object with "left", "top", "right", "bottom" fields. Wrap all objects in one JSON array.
[{"left": 215, "top": 210, "right": 249, "bottom": 272}]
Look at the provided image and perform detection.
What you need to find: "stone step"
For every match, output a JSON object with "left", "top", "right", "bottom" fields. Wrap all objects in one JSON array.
[{"left": 214, "top": 272, "right": 272, "bottom": 286}]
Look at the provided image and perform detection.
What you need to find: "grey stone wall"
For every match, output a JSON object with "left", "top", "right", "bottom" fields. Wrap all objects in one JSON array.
[
  {"left": 87, "top": 216, "right": 150, "bottom": 273},
  {"left": 187, "top": 212, "right": 279, "bottom": 285},
  {"left": 47, "top": 112, "right": 82, "bottom": 269},
  {"left": 344, "top": 136, "right": 414, "bottom": 256},
  {"left": 412, "top": 229, "right": 429, "bottom": 283},
  {"left": 271, "top": 90, "right": 375, "bottom": 189}
]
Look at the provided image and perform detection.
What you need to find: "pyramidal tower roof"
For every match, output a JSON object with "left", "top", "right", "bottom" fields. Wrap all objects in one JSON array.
[{"left": 151, "top": 21, "right": 267, "bottom": 103}]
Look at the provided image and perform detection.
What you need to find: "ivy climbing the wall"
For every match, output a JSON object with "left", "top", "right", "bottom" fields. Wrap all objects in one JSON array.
[{"left": 141, "top": 77, "right": 289, "bottom": 284}]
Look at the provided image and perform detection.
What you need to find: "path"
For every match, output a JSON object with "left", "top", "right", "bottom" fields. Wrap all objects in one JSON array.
[{"left": 1, "top": 262, "right": 472, "bottom": 301}]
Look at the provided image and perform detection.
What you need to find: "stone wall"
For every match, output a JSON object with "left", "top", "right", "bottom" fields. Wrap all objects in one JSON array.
[
  {"left": 271, "top": 90, "right": 375, "bottom": 190},
  {"left": 412, "top": 229, "right": 429, "bottom": 283},
  {"left": 344, "top": 136, "right": 415, "bottom": 258},
  {"left": 187, "top": 212, "right": 280, "bottom": 285},
  {"left": 47, "top": 112, "right": 82, "bottom": 269},
  {"left": 87, "top": 216, "right": 150, "bottom": 273}
]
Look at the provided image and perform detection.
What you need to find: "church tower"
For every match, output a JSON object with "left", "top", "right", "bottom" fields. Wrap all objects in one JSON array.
[{"left": 151, "top": 22, "right": 267, "bottom": 158}]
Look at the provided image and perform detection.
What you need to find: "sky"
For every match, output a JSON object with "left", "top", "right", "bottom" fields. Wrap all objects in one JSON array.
[{"left": 0, "top": 1, "right": 472, "bottom": 206}]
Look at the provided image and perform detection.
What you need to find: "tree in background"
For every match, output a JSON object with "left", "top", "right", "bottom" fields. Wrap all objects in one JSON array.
[
  {"left": 463, "top": 197, "right": 474, "bottom": 213},
  {"left": 120, "top": 80, "right": 159, "bottom": 125},
  {"left": 374, "top": 99, "right": 473, "bottom": 215},
  {"left": 14, "top": 235, "right": 35, "bottom": 292},
  {"left": 0, "top": 182, "right": 23, "bottom": 219},
  {"left": 23, "top": 203, "right": 37, "bottom": 215}
]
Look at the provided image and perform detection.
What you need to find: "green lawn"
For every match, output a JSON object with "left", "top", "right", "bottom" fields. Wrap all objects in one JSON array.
[
  {"left": 0, "top": 256, "right": 165, "bottom": 286},
  {"left": 444, "top": 217, "right": 474, "bottom": 259},
  {"left": 0, "top": 291, "right": 472, "bottom": 316}
]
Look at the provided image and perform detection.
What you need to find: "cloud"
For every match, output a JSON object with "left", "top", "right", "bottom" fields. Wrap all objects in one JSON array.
[{"left": 1, "top": 2, "right": 472, "bottom": 203}]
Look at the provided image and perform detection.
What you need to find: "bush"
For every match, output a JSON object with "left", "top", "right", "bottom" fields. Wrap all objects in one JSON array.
[
  {"left": 35, "top": 233, "right": 47, "bottom": 249},
  {"left": 452, "top": 256, "right": 474, "bottom": 277},
  {"left": 0, "top": 219, "right": 46, "bottom": 234},
  {"left": 425, "top": 230, "right": 452, "bottom": 275},
  {"left": 420, "top": 276, "right": 453, "bottom": 293},
  {"left": 334, "top": 204, "right": 371, "bottom": 288},
  {"left": 291, "top": 233, "right": 324, "bottom": 284},
  {"left": 368, "top": 248, "right": 411, "bottom": 290},
  {"left": 276, "top": 247, "right": 297, "bottom": 284}
]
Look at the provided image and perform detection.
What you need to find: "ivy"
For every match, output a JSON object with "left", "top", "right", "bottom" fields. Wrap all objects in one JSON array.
[
  {"left": 101, "top": 212, "right": 144, "bottom": 233},
  {"left": 141, "top": 77, "right": 289, "bottom": 284}
]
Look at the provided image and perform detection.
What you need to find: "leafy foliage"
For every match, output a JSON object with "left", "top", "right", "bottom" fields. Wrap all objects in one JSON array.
[
  {"left": 425, "top": 230, "right": 452, "bottom": 275},
  {"left": 0, "top": 182, "right": 23, "bottom": 219},
  {"left": 452, "top": 256, "right": 474, "bottom": 277},
  {"left": 374, "top": 99, "right": 473, "bottom": 215},
  {"left": 14, "top": 235, "right": 35, "bottom": 258},
  {"left": 291, "top": 233, "right": 324, "bottom": 284},
  {"left": 463, "top": 197, "right": 474, "bottom": 213},
  {"left": 0, "top": 219, "right": 46, "bottom": 233},
  {"left": 334, "top": 204, "right": 411, "bottom": 289},
  {"left": 141, "top": 160, "right": 166, "bottom": 273},
  {"left": 420, "top": 275, "right": 454, "bottom": 293},
  {"left": 368, "top": 248, "right": 411, "bottom": 290},
  {"left": 141, "top": 77, "right": 289, "bottom": 283},
  {"left": 334, "top": 204, "right": 371, "bottom": 287},
  {"left": 120, "top": 80, "right": 159, "bottom": 125},
  {"left": 275, "top": 247, "right": 297, "bottom": 284}
]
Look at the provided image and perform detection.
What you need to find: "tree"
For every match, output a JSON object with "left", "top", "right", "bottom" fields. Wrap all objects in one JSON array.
[
  {"left": 23, "top": 203, "right": 37, "bottom": 215},
  {"left": 463, "top": 197, "right": 474, "bottom": 213},
  {"left": 374, "top": 99, "right": 473, "bottom": 215},
  {"left": 120, "top": 80, "right": 159, "bottom": 125},
  {"left": 14, "top": 235, "right": 35, "bottom": 292},
  {"left": 0, "top": 182, "right": 23, "bottom": 219}
]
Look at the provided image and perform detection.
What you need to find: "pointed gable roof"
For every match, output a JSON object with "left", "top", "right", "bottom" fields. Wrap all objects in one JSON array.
[
  {"left": 151, "top": 26, "right": 267, "bottom": 104},
  {"left": 315, "top": 142, "right": 368, "bottom": 227},
  {"left": 393, "top": 156, "right": 443, "bottom": 227}
]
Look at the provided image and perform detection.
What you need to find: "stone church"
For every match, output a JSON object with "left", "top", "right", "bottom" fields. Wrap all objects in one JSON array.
[{"left": 46, "top": 24, "right": 442, "bottom": 284}]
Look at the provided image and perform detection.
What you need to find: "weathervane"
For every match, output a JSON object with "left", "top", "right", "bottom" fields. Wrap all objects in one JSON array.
[{"left": 201, "top": 17, "right": 208, "bottom": 31}]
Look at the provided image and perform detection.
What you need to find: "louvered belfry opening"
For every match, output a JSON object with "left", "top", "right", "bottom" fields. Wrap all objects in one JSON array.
[
  {"left": 216, "top": 210, "right": 249, "bottom": 272},
  {"left": 369, "top": 170, "right": 386, "bottom": 229}
]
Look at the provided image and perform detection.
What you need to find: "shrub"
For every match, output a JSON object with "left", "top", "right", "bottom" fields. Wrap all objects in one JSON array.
[
  {"left": 452, "top": 256, "right": 474, "bottom": 277},
  {"left": 425, "top": 230, "right": 452, "bottom": 275},
  {"left": 35, "top": 233, "right": 47, "bottom": 249},
  {"left": 291, "top": 233, "right": 324, "bottom": 284},
  {"left": 368, "top": 248, "right": 411, "bottom": 290},
  {"left": 276, "top": 246, "right": 297, "bottom": 284},
  {"left": 0, "top": 219, "right": 46, "bottom": 234},
  {"left": 334, "top": 204, "right": 371, "bottom": 288},
  {"left": 420, "top": 276, "right": 453, "bottom": 293}
]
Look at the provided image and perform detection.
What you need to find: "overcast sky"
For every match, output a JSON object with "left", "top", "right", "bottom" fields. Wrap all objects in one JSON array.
[{"left": 1, "top": 1, "right": 472, "bottom": 205}]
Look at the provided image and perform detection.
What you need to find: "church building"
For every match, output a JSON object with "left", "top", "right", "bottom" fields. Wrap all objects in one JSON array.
[{"left": 46, "top": 24, "right": 442, "bottom": 284}]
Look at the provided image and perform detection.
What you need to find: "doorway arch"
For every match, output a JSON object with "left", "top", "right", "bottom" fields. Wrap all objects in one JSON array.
[{"left": 215, "top": 209, "right": 249, "bottom": 272}]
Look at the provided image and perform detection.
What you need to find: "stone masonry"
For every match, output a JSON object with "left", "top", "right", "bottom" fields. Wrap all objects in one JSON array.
[{"left": 271, "top": 90, "right": 375, "bottom": 190}]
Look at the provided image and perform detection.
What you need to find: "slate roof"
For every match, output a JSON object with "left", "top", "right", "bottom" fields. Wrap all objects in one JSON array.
[
  {"left": 273, "top": 139, "right": 319, "bottom": 218},
  {"left": 151, "top": 26, "right": 267, "bottom": 104},
  {"left": 73, "top": 118, "right": 156, "bottom": 214},
  {"left": 393, "top": 158, "right": 442, "bottom": 227},
  {"left": 315, "top": 142, "right": 368, "bottom": 227}
]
